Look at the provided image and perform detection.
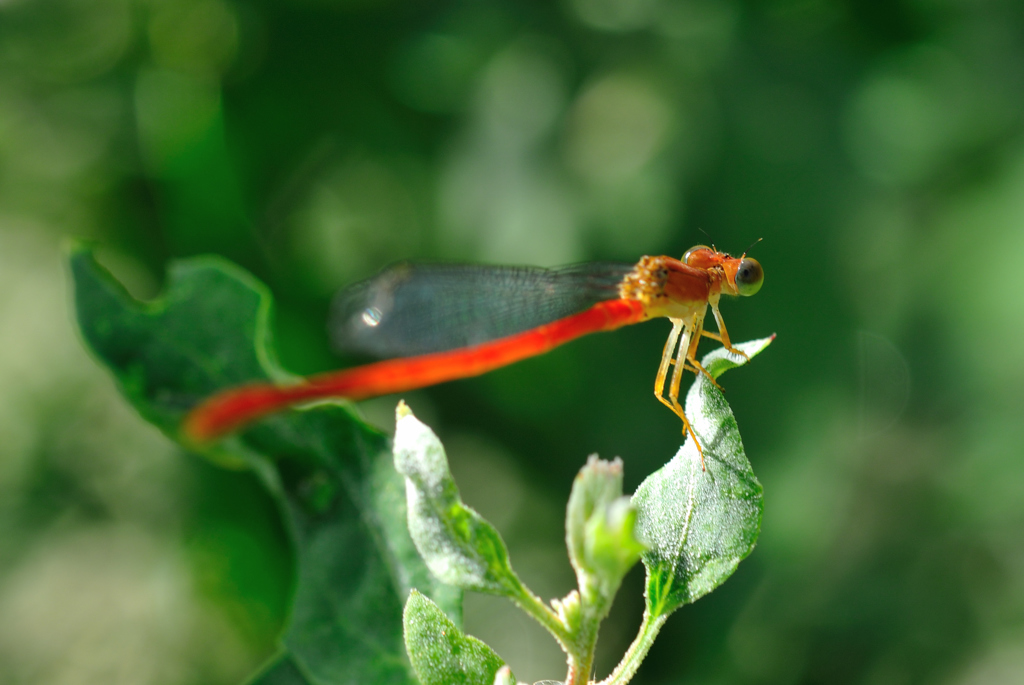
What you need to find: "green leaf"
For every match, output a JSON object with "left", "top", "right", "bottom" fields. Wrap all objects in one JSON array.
[
  {"left": 393, "top": 404, "right": 524, "bottom": 597},
  {"left": 69, "top": 247, "right": 460, "bottom": 685},
  {"left": 404, "top": 590, "right": 507, "bottom": 685},
  {"left": 633, "top": 336, "right": 773, "bottom": 618}
]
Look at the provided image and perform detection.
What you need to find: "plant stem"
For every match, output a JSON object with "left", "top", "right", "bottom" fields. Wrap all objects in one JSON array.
[
  {"left": 567, "top": 653, "right": 593, "bottom": 685},
  {"left": 509, "top": 583, "right": 604, "bottom": 685},
  {"left": 599, "top": 608, "right": 669, "bottom": 685},
  {"left": 509, "top": 583, "right": 572, "bottom": 648},
  {"left": 564, "top": 609, "right": 600, "bottom": 685}
]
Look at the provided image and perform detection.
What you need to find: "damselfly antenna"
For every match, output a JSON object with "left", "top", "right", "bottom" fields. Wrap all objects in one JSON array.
[{"left": 696, "top": 227, "right": 718, "bottom": 251}]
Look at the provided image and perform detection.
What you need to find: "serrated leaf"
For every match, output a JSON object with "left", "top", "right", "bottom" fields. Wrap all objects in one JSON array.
[
  {"left": 633, "top": 336, "right": 773, "bottom": 617},
  {"left": 69, "top": 247, "right": 460, "bottom": 685},
  {"left": 404, "top": 590, "right": 507, "bottom": 685},
  {"left": 393, "top": 405, "right": 523, "bottom": 596}
]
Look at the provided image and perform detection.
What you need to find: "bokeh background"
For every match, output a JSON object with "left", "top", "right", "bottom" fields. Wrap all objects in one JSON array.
[{"left": 2, "top": 0, "right": 1024, "bottom": 683}]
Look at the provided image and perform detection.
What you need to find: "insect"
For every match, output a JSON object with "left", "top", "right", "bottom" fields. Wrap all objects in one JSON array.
[{"left": 184, "top": 245, "right": 764, "bottom": 463}]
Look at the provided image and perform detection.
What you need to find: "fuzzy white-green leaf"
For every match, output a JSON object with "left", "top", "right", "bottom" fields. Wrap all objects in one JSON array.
[
  {"left": 633, "top": 336, "right": 773, "bottom": 617},
  {"left": 393, "top": 403, "right": 523, "bottom": 596}
]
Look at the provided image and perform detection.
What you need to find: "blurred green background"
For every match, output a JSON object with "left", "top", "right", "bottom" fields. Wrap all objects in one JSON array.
[{"left": 2, "top": 0, "right": 1024, "bottom": 683}]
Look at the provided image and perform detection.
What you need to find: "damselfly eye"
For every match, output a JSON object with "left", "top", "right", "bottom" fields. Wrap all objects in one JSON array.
[
  {"left": 683, "top": 245, "right": 711, "bottom": 265},
  {"left": 735, "top": 258, "right": 763, "bottom": 296}
]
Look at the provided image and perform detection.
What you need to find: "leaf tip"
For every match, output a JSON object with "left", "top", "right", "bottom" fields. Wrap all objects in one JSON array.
[
  {"left": 740, "top": 334, "right": 775, "bottom": 357},
  {"left": 492, "top": 665, "right": 515, "bottom": 685},
  {"left": 406, "top": 587, "right": 426, "bottom": 606},
  {"left": 396, "top": 399, "right": 413, "bottom": 420},
  {"left": 62, "top": 237, "right": 94, "bottom": 258}
]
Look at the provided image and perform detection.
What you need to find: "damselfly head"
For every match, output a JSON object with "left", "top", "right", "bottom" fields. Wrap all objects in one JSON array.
[{"left": 683, "top": 243, "right": 764, "bottom": 297}]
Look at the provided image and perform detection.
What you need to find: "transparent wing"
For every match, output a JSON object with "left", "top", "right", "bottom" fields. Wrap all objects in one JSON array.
[{"left": 329, "top": 261, "right": 635, "bottom": 358}]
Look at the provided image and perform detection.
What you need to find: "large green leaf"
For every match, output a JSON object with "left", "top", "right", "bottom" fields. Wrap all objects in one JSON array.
[
  {"left": 69, "top": 247, "right": 460, "bottom": 685},
  {"left": 633, "top": 336, "right": 773, "bottom": 618}
]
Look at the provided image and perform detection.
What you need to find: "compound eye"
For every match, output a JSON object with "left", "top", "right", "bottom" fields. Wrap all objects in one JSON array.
[
  {"left": 735, "top": 258, "right": 763, "bottom": 296},
  {"left": 683, "top": 245, "right": 712, "bottom": 265}
]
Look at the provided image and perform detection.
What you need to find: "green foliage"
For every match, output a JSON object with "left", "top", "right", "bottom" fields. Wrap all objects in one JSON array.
[
  {"left": 3, "top": 0, "right": 1020, "bottom": 680},
  {"left": 634, "top": 337, "right": 772, "bottom": 617},
  {"left": 70, "top": 247, "right": 459, "bottom": 685},
  {"left": 392, "top": 345, "right": 771, "bottom": 685},
  {"left": 393, "top": 403, "right": 525, "bottom": 597},
  {"left": 71, "top": 244, "right": 771, "bottom": 685},
  {"left": 403, "top": 590, "right": 507, "bottom": 685}
]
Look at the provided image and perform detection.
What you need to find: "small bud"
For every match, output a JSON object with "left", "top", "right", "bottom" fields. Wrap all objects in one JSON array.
[
  {"left": 566, "top": 456, "right": 645, "bottom": 610},
  {"left": 551, "top": 590, "right": 582, "bottom": 633},
  {"left": 584, "top": 497, "right": 645, "bottom": 580}
]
